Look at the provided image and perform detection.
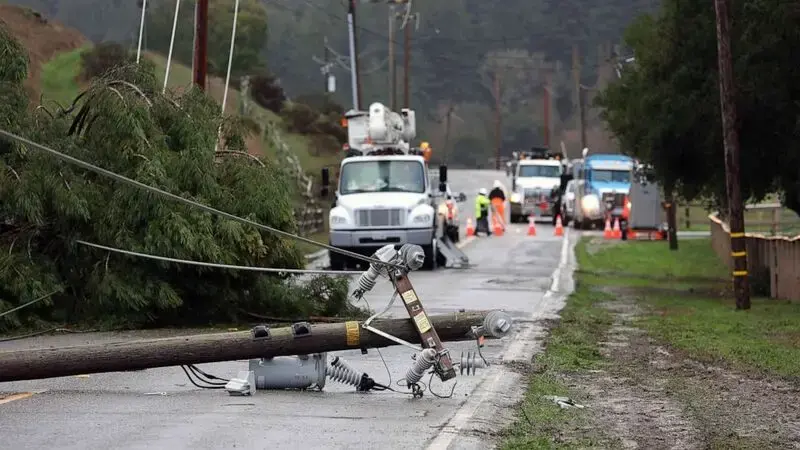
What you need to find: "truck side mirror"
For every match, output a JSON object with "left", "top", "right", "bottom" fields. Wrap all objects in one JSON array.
[
  {"left": 512, "top": 178, "right": 516, "bottom": 191},
  {"left": 439, "top": 165, "right": 448, "bottom": 183},
  {"left": 320, "top": 167, "right": 330, "bottom": 198},
  {"left": 439, "top": 182, "right": 447, "bottom": 193}
]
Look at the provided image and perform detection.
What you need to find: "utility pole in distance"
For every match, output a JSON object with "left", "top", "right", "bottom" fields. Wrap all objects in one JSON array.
[
  {"left": 494, "top": 72, "right": 502, "bottom": 170},
  {"left": 402, "top": 13, "right": 416, "bottom": 109},
  {"left": 388, "top": 6, "right": 397, "bottom": 109},
  {"left": 346, "top": 0, "right": 362, "bottom": 110},
  {"left": 713, "top": 0, "right": 750, "bottom": 310},
  {"left": 193, "top": 0, "right": 209, "bottom": 90}
]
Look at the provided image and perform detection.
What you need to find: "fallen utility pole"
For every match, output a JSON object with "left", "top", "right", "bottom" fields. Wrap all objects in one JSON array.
[{"left": 0, "top": 311, "right": 501, "bottom": 383}]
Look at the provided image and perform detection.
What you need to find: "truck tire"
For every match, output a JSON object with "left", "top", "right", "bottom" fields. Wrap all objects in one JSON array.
[
  {"left": 422, "top": 241, "right": 438, "bottom": 271},
  {"left": 329, "top": 250, "right": 346, "bottom": 271}
]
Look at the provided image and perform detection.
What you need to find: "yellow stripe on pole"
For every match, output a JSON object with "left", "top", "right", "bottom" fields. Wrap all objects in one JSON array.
[
  {"left": 731, "top": 251, "right": 746, "bottom": 257},
  {"left": 730, "top": 232, "right": 745, "bottom": 238},
  {"left": 733, "top": 270, "right": 748, "bottom": 277},
  {"left": 345, "top": 321, "right": 360, "bottom": 346}
]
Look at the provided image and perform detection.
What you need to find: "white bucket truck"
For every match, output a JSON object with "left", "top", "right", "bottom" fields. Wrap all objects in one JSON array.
[{"left": 320, "top": 102, "right": 451, "bottom": 270}]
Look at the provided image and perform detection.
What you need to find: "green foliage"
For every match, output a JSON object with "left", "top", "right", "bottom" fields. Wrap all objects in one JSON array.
[
  {"left": 280, "top": 102, "right": 346, "bottom": 149},
  {"left": 0, "top": 29, "right": 353, "bottom": 332},
  {"left": 80, "top": 42, "right": 133, "bottom": 81},
  {"left": 596, "top": 0, "right": 800, "bottom": 213},
  {"left": 142, "top": 0, "right": 268, "bottom": 78},
  {"left": 250, "top": 72, "right": 285, "bottom": 113}
]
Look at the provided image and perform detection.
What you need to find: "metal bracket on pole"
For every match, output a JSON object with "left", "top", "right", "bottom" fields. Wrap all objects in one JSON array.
[{"left": 392, "top": 273, "right": 456, "bottom": 381}]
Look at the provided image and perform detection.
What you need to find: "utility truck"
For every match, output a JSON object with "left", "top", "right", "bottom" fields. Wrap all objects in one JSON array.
[
  {"left": 508, "top": 147, "right": 566, "bottom": 223},
  {"left": 320, "top": 102, "right": 467, "bottom": 270},
  {"left": 572, "top": 149, "right": 634, "bottom": 229}
]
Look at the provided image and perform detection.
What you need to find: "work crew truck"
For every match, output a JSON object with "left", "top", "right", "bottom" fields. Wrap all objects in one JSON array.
[
  {"left": 320, "top": 102, "right": 467, "bottom": 271},
  {"left": 508, "top": 147, "right": 565, "bottom": 223},
  {"left": 573, "top": 150, "right": 634, "bottom": 229}
]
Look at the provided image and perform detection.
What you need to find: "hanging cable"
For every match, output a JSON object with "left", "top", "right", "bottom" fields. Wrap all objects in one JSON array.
[
  {"left": 75, "top": 239, "right": 363, "bottom": 275},
  {"left": 0, "top": 128, "right": 402, "bottom": 269},
  {"left": 215, "top": 0, "right": 240, "bottom": 152},
  {"left": 163, "top": 0, "right": 182, "bottom": 93},
  {"left": 0, "top": 290, "right": 60, "bottom": 319},
  {"left": 135, "top": 0, "right": 148, "bottom": 64}
]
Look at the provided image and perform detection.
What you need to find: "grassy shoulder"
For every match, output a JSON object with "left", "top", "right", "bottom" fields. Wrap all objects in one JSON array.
[{"left": 501, "top": 237, "right": 800, "bottom": 448}]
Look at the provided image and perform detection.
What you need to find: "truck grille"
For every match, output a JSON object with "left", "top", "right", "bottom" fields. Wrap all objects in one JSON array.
[
  {"left": 523, "top": 188, "right": 548, "bottom": 204},
  {"left": 356, "top": 208, "right": 405, "bottom": 227},
  {"left": 601, "top": 192, "right": 626, "bottom": 207}
]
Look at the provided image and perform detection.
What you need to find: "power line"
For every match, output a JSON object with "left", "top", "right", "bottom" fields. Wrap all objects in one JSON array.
[{"left": 76, "top": 240, "right": 362, "bottom": 275}]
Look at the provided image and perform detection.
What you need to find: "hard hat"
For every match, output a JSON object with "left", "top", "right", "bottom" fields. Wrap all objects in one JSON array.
[
  {"left": 420, "top": 141, "right": 430, "bottom": 149},
  {"left": 479, "top": 188, "right": 488, "bottom": 196}
]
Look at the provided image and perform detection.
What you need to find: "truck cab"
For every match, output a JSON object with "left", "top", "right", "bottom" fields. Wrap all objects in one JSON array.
[
  {"left": 573, "top": 152, "right": 634, "bottom": 229},
  {"left": 508, "top": 147, "right": 565, "bottom": 223},
  {"left": 321, "top": 102, "right": 446, "bottom": 270}
]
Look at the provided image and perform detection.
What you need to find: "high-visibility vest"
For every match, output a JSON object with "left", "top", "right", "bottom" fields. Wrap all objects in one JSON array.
[{"left": 445, "top": 200, "right": 455, "bottom": 220}]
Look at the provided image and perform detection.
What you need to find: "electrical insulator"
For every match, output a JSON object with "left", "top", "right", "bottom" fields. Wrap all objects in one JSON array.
[
  {"left": 459, "top": 351, "right": 487, "bottom": 376},
  {"left": 351, "top": 244, "right": 398, "bottom": 299},
  {"left": 327, "top": 356, "right": 365, "bottom": 388},
  {"left": 398, "top": 243, "right": 425, "bottom": 271},
  {"left": 404, "top": 348, "right": 437, "bottom": 386}
]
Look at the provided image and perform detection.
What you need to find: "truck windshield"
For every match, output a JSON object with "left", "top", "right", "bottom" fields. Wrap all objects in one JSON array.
[
  {"left": 590, "top": 169, "right": 630, "bottom": 183},
  {"left": 518, "top": 165, "right": 561, "bottom": 178},
  {"left": 339, "top": 160, "right": 426, "bottom": 194}
]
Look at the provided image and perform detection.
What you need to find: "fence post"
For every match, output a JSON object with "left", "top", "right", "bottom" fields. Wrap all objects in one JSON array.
[
  {"left": 685, "top": 205, "right": 691, "bottom": 230},
  {"left": 771, "top": 207, "right": 779, "bottom": 236}
]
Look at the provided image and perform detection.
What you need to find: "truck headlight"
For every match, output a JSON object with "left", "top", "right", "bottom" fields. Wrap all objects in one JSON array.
[
  {"left": 330, "top": 214, "right": 348, "bottom": 226},
  {"left": 510, "top": 193, "right": 521, "bottom": 203},
  {"left": 581, "top": 194, "right": 600, "bottom": 212},
  {"left": 412, "top": 213, "right": 432, "bottom": 224}
]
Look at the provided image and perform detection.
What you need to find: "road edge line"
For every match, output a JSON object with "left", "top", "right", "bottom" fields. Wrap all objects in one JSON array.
[{"left": 425, "top": 229, "right": 574, "bottom": 450}]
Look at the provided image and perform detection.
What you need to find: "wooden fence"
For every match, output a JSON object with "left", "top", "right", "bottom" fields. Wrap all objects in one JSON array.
[{"left": 710, "top": 209, "right": 800, "bottom": 301}]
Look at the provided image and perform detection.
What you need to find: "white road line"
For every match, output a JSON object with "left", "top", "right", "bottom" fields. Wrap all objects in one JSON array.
[{"left": 426, "top": 230, "right": 572, "bottom": 450}]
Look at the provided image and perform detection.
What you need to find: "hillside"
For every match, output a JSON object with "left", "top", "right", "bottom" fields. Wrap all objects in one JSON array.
[{"left": 1, "top": 4, "right": 339, "bottom": 177}]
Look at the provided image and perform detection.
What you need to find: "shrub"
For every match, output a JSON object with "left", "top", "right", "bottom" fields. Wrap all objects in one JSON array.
[
  {"left": 250, "top": 72, "right": 286, "bottom": 113},
  {"left": 80, "top": 42, "right": 133, "bottom": 81},
  {"left": 282, "top": 102, "right": 320, "bottom": 134}
]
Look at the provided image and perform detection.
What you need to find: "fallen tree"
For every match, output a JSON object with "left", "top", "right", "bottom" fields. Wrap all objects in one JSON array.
[
  {"left": 0, "top": 311, "right": 504, "bottom": 382},
  {"left": 0, "top": 24, "right": 353, "bottom": 332}
]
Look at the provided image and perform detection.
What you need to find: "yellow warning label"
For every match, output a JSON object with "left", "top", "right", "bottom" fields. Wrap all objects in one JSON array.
[
  {"left": 413, "top": 312, "right": 432, "bottom": 333},
  {"left": 345, "top": 321, "right": 360, "bottom": 346},
  {"left": 401, "top": 290, "right": 419, "bottom": 304}
]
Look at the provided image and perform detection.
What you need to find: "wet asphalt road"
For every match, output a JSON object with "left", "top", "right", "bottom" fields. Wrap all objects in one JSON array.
[{"left": 0, "top": 170, "right": 576, "bottom": 450}]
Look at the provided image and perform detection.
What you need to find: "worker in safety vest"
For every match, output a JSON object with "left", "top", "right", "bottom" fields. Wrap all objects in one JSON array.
[
  {"left": 488, "top": 180, "right": 507, "bottom": 228},
  {"left": 420, "top": 141, "right": 432, "bottom": 162},
  {"left": 475, "top": 188, "right": 492, "bottom": 236}
]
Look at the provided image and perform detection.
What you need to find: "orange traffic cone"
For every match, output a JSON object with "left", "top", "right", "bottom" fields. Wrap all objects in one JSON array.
[
  {"left": 612, "top": 218, "right": 621, "bottom": 239},
  {"left": 466, "top": 218, "right": 475, "bottom": 237},
  {"left": 492, "top": 215, "right": 504, "bottom": 236},
  {"left": 527, "top": 215, "right": 537, "bottom": 236},
  {"left": 554, "top": 215, "right": 564, "bottom": 237},
  {"left": 603, "top": 218, "right": 613, "bottom": 239}
]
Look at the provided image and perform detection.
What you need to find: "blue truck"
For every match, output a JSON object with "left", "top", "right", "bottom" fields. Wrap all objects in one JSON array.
[{"left": 571, "top": 153, "right": 634, "bottom": 229}]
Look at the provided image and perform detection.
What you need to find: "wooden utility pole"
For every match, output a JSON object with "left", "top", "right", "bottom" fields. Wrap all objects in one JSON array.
[
  {"left": 443, "top": 102, "right": 455, "bottom": 163},
  {"left": 388, "top": 8, "right": 397, "bottom": 110},
  {"left": 192, "top": 0, "right": 208, "bottom": 90},
  {"left": 494, "top": 72, "right": 502, "bottom": 170},
  {"left": 0, "top": 312, "right": 499, "bottom": 383},
  {"left": 402, "top": 15, "right": 413, "bottom": 108},
  {"left": 714, "top": 0, "right": 750, "bottom": 310},
  {"left": 347, "top": 0, "right": 363, "bottom": 109},
  {"left": 543, "top": 82, "right": 551, "bottom": 148},
  {"left": 572, "top": 45, "right": 587, "bottom": 150}
]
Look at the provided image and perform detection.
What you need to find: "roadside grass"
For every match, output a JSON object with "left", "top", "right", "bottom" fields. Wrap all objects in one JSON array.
[
  {"left": 501, "top": 269, "right": 620, "bottom": 449},
  {"left": 679, "top": 204, "right": 800, "bottom": 236},
  {"left": 39, "top": 46, "right": 88, "bottom": 107},
  {"left": 501, "top": 237, "right": 800, "bottom": 447}
]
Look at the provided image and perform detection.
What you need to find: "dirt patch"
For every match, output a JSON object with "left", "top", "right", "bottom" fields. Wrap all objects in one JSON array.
[
  {"left": 557, "top": 296, "right": 800, "bottom": 449},
  {"left": 0, "top": 5, "right": 88, "bottom": 101}
]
